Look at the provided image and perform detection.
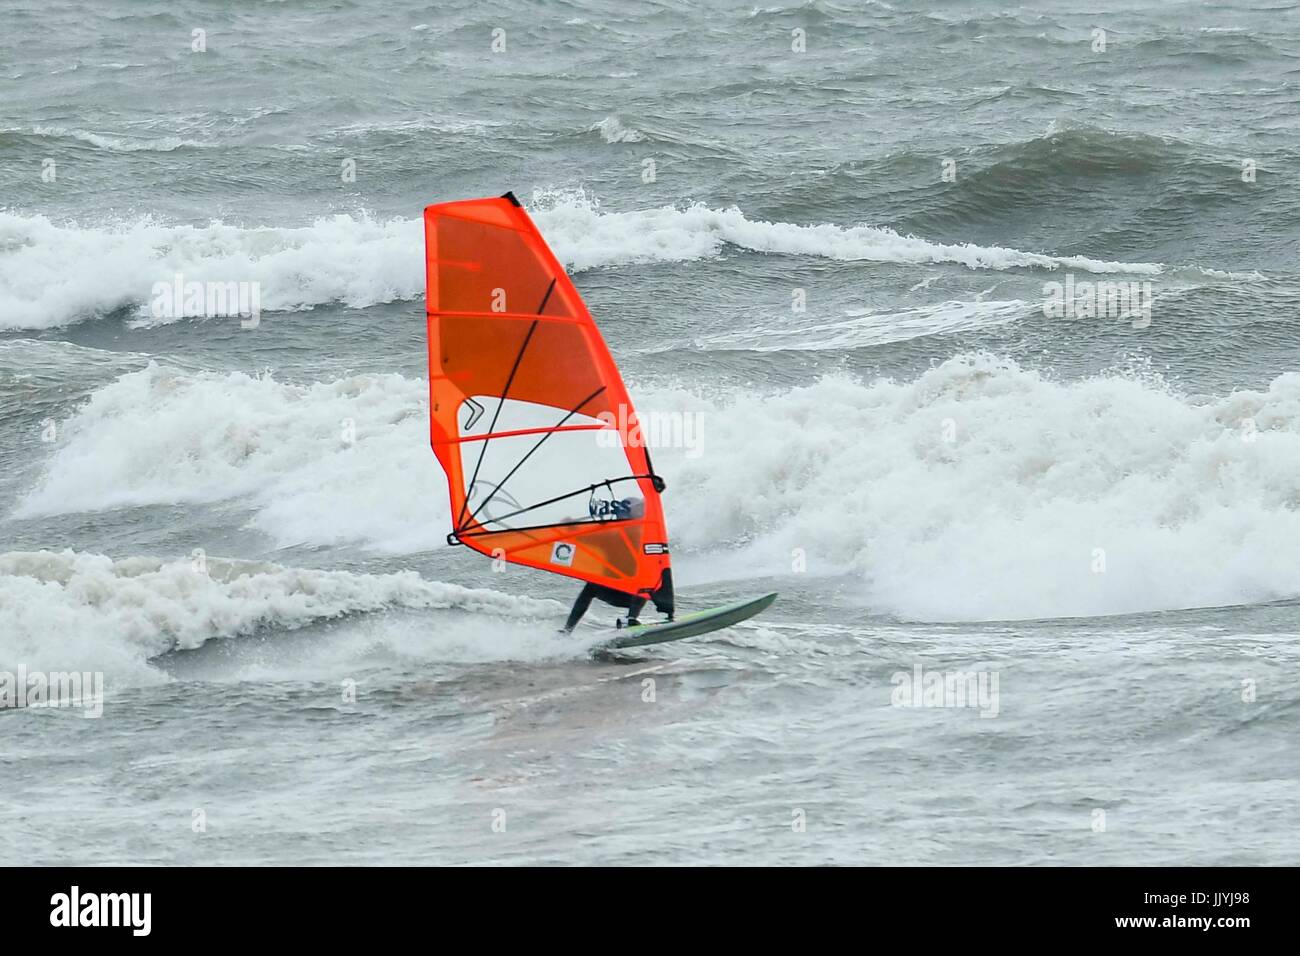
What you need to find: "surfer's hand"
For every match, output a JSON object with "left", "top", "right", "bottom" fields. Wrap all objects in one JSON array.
[{"left": 651, "top": 475, "right": 666, "bottom": 493}]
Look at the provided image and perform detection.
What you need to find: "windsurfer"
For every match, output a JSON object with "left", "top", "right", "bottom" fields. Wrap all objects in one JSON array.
[
  {"left": 561, "top": 490, "right": 674, "bottom": 631},
  {"left": 423, "top": 194, "right": 678, "bottom": 639},
  {"left": 562, "top": 567, "right": 675, "bottom": 632}
]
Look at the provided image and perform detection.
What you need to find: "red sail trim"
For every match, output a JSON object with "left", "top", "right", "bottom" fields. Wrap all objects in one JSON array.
[{"left": 423, "top": 195, "right": 672, "bottom": 595}]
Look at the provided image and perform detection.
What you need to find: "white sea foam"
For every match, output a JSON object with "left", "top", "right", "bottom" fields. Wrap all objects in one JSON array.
[
  {"left": 0, "top": 549, "right": 562, "bottom": 685},
  {"left": 590, "top": 116, "right": 645, "bottom": 143},
  {"left": 0, "top": 194, "right": 1162, "bottom": 330},
  {"left": 641, "top": 355, "right": 1300, "bottom": 621},
  {"left": 0, "top": 211, "right": 422, "bottom": 330},
  {"left": 680, "top": 298, "right": 1030, "bottom": 352},
  {"left": 13, "top": 363, "right": 447, "bottom": 553},
  {"left": 531, "top": 193, "right": 1164, "bottom": 276},
  {"left": 17, "top": 357, "right": 1300, "bottom": 622},
  {"left": 30, "top": 125, "right": 204, "bottom": 152}
]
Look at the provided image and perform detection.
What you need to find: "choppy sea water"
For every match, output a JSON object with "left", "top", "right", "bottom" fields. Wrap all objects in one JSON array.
[{"left": 3, "top": 0, "right": 1300, "bottom": 864}]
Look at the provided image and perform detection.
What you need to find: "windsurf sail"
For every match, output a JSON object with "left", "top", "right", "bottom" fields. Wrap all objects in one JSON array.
[{"left": 422, "top": 192, "right": 672, "bottom": 598}]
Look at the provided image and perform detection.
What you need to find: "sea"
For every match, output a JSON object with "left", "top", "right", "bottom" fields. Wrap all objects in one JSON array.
[{"left": 2, "top": 0, "right": 1299, "bottom": 864}]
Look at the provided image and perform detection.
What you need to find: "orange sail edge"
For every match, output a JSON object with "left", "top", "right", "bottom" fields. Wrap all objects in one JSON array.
[{"left": 423, "top": 192, "right": 672, "bottom": 597}]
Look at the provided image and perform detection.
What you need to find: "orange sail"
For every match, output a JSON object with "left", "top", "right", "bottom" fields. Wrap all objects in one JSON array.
[{"left": 422, "top": 193, "right": 672, "bottom": 597}]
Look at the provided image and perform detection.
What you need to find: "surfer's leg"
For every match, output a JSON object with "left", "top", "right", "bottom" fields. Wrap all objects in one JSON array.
[
  {"left": 562, "top": 583, "right": 598, "bottom": 632},
  {"left": 652, "top": 569, "right": 675, "bottom": 620},
  {"left": 624, "top": 596, "right": 647, "bottom": 625}
]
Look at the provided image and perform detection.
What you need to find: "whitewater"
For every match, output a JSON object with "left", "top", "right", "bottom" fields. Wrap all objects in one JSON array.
[{"left": 0, "top": 194, "right": 1167, "bottom": 331}]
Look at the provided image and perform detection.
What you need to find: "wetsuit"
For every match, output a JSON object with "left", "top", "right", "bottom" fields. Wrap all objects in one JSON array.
[
  {"left": 564, "top": 471, "right": 672, "bottom": 631},
  {"left": 562, "top": 569, "right": 675, "bottom": 632}
]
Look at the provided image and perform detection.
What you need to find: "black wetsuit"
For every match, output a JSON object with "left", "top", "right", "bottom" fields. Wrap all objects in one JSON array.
[
  {"left": 564, "top": 469, "right": 672, "bottom": 631},
  {"left": 563, "top": 569, "right": 675, "bottom": 632}
]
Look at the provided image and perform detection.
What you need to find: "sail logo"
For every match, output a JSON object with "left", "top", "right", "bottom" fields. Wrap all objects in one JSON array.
[
  {"left": 150, "top": 272, "right": 262, "bottom": 328},
  {"left": 49, "top": 886, "right": 151, "bottom": 936},
  {"left": 550, "top": 541, "right": 576, "bottom": 566},
  {"left": 1042, "top": 275, "right": 1153, "bottom": 328},
  {"left": 890, "top": 664, "right": 1000, "bottom": 718},
  {"left": 0, "top": 666, "right": 103, "bottom": 718},
  {"left": 589, "top": 496, "right": 644, "bottom": 521},
  {"left": 596, "top": 404, "right": 704, "bottom": 458}
]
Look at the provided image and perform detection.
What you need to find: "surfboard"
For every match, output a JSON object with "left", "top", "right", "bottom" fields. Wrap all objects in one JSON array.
[{"left": 596, "top": 592, "right": 778, "bottom": 650}]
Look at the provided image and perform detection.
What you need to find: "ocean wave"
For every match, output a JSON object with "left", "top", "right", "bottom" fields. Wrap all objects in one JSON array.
[
  {"left": 27, "top": 125, "right": 205, "bottom": 152},
  {"left": 746, "top": 1, "right": 895, "bottom": 24},
  {"left": 532, "top": 191, "right": 1164, "bottom": 276},
  {"left": 676, "top": 298, "right": 1030, "bottom": 352},
  {"left": 866, "top": 122, "right": 1262, "bottom": 236},
  {"left": 17, "top": 356, "right": 1300, "bottom": 624},
  {"left": 0, "top": 194, "right": 1162, "bottom": 330},
  {"left": 13, "top": 363, "right": 448, "bottom": 553},
  {"left": 331, "top": 116, "right": 508, "bottom": 137},
  {"left": 641, "top": 355, "right": 1300, "bottom": 621},
  {"left": 0, "top": 339, "right": 149, "bottom": 426},
  {"left": 0, "top": 549, "right": 560, "bottom": 685},
  {"left": 1021, "top": 122, "right": 1198, "bottom": 171},
  {"left": 1132, "top": 31, "right": 1284, "bottom": 63},
  {"left": 588, "top": 115, "right": 645, "bottom": 143},
  {"left": 921, "top": 124, "right": 1204, "bottom": 217},
  {"left": 0, "top": 211, "right": 422, "bottom": 330}
]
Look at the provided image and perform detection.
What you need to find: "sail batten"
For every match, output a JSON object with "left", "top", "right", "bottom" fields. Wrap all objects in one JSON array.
[
  {"left": 423, "top": 194, "right": 672, "bottom": 595},
  {"left": 434, "top": 423, "right": 608, "bottom": 446}
]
